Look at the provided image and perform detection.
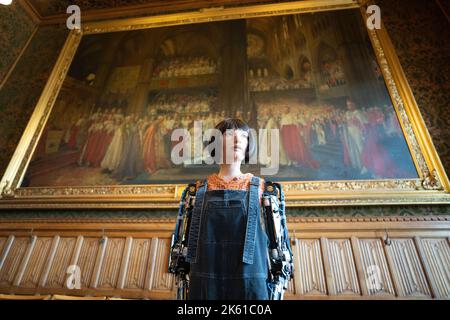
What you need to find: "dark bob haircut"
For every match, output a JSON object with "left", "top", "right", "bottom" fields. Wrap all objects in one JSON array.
[{"left": 209, "top": 118, "right": 252, "bottom": 164}]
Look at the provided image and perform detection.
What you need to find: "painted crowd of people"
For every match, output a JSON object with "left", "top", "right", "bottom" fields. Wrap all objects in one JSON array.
[
  {"left": 257, "top": 99, "right": 405, "bottom": 178},
  {"left": 58, "top": 97, "right": 406, "bottom": 181},
  {"left": 319, "top": 59, "right": 346, "bottom": 90},
  {"left": 148, "top": 93, "right": 216, "bottom": 114},
  {"left": 249, "top": 74, "right": 314, "bottom": 92},
  {"left": 63, "top": 107, "right": 251, "bottom": 181},
  {"left": 152, "top": 56, "right": 219, "bottom": 78}
]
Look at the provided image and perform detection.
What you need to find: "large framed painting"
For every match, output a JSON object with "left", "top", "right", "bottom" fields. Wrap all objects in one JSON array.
[{"left": 1, "top": 0, "right": 449, "bottom": 208}]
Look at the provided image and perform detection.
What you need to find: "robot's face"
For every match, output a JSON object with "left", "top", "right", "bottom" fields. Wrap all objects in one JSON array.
[{"left": 221, "top": 128, "right": 248, "bottom": 164}]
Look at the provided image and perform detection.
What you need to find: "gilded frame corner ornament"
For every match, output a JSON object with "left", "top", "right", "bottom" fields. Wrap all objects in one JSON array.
[{"left": 1, "top": 0, "right": 449, "bottom": 209}]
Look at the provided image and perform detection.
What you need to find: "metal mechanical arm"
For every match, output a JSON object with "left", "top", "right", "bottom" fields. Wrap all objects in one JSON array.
[
  {"left": 168, "top": 183, "right": 197, "bottom": 300},
  {"left": 262, "top": 181, "right": 294, "bottom": 300}
]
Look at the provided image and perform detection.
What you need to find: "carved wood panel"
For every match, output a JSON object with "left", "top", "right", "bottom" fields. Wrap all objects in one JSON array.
[
  {"left": 124, "top": 238, "right": 152, "bottom": 290},
  {"left": 20, "top": 237, "right": 52, "bottom": 288},
  {"left": 292, "top": 239, "right": 327, "bottom": 296},
  {"left": 385, "top": 239, "right": 432, "bottom": 298},
  {"left": 97, "top": 237, "right": 125, "bottom": 289},
  {"left": 416, "top": 237, "right": 450, "bottom": 298},
  {"left": 0, "top": 219, "right": 448, "bottom": 299},
  {"left": 353, "top": 238, "right": 395, "bottom": 296},
  {"left": 45, "top": 237, "right": 77, "bottom": 288},
  {"left": 321, "top": 238, "right": 360, "bottom": 296},
  {"left": 0, "top": 237, "right": 28, "bottom": 288},
  {"left": 76, "top": 237, "right": 100, "bottom": 289},
  {"left": 150, "top": 238, "right": 173, "bottom": 291}
]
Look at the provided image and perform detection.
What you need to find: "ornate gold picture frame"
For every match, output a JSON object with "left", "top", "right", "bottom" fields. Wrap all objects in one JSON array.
[{"left": 1, "top": 0, "right": 449, "bottom": 208}]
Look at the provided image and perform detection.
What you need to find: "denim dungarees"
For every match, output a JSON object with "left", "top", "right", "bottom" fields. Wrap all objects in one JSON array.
[{"left": 186, "top": 176, "right": 269, "bottom": 300}]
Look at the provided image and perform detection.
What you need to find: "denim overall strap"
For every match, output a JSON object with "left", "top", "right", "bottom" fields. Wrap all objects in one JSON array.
[
  {"left": 242, "top": 176, "right": 260, "bottom": 264},
  {"left": 186, "top": 178, "right": 208, "bottom": 264}
]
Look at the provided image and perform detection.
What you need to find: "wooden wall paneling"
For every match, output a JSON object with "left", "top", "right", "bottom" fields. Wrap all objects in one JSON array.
[
  {"left": 117, "top": 236, "right": 133, "bottom": 290},
  {"left": 291, "top": 238, "right": 301, "bottom": 295},
  {"left": 91, "top": 236, "right": 110, "bottom": 289},
  {"left": 320, "top": 237, "right": 335, "bottom": 295},
  {"left": 19, "top": 236, "right": 53, "bottom": 288},
  {"left": 0, "top": 235, "right": 14, "bottom": 271},
  {"left": 124, "top": 238, "right": 152, "bottom": 290},
  {"left": 414, "top": 237, "right": 450, "bottom": 299},
  {"left": 364, "top": 238, "right": 395, "bottom": 296},
  {"left": 0, "top": 237, "right": 28, "bottom": 288},
  {"left": 12, "top": 236, "right": 37, "bottom": 287},
  {"left": 385, "top": 239, "right": 432, "bottom": 298},
  {"left": 44, "top": 236, "right": 78, "bottom": 288},
  {"left": 413, "top": 236, "right": 438, "bottom": 298},
  {"left": 38, "top": 235, "right": 60, "bottom": 287},
  {"left": 77, "top": 237, "right": 101, "bottom": 289},
  {"left": 69, "top": 236, "right": 84, "bottom": 267},
  {"left": 351, "top": 237, "right": 395, "bottom": 297},
  {"left": 145, "top": 237, "right": 159, "bottom": 291},
  {"left": 0, "top": 218, "right": 447, "bottom": 299},
  {"left": 0, "top": 237, "right": 8, "bottom": 263},
  {"left": 151, "top": 238, "right": 174, "bottom": 291},
  {"left": 381, "top": 237, "right": 400, "bottom": 298},
  {"left": 293, "top": 238, "right": 327, "bottom": 296},
  {"left": 350, "top": 236, "right": 369, "bottom": 296},
  {"left": 322, "top": 238, "right": 360, "bottom": 296},
  {"left": 97, "top": 237, "right": 125, "bottom": 289},
  {"left": 284, "top": 235, "right": 296, "bottom": 296}
]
